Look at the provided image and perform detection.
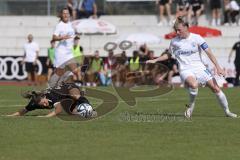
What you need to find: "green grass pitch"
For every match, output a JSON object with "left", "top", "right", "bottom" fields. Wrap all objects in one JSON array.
[{"left": 0, "top": 85, "right": 240, "bottom": 160}]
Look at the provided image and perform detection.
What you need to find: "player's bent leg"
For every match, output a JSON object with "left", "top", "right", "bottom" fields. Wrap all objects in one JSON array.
[
  {"left": 207, "top": 78, "right": 237, "bottom": 118},
  {"left": 48, "top": 68, "right": 65, "bottom": 87},
  {"left": 184, "top": 76, "right": 198, "bottom": 118}
]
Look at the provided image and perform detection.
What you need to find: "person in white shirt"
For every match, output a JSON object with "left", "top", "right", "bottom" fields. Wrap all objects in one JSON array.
[
  {"left": 49, "top": 7, "right": 79, "bottom": 87},
  {"left": 224, "top": 0, "right": 240, "bottom": 25},
  {"left": 147, "top": 16, "right": 237, "bottom": 118},
  {"left": 23, "top": 34, "right": 39, "bottom": 85}
]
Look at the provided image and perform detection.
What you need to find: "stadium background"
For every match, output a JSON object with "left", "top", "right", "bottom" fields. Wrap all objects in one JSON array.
[
  {"left": 0, "top": 0, "right": 239, "bottom": 81},
  {"left": 0, "top": 1, "right": 240, "bottom": 160}
]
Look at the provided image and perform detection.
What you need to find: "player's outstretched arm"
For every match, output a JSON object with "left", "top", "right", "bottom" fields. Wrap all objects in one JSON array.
[
  {"left": 205, "top": 48, "right": 225, "bottom": 76},
  {"left": 38, "top": 103, "right": 62, "bottom": 118},
  {"left": 146, "top": 54, "right": 169, "bottom": 64},
  {"left": 6, "top": 109, "right": 28, "bottom": 116}
]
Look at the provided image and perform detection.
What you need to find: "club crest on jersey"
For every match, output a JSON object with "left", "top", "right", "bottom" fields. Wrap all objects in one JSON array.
[{"left": 191, "top": 42, "right": 196, "bottom": 48}]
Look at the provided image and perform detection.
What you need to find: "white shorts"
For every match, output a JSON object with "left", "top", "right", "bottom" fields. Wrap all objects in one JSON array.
[
  {"left": 54, "top": 48, "right": 74, "bottom": 68},
  {"left": 180, "top": 67, "right": 213, "bottom": 85}
]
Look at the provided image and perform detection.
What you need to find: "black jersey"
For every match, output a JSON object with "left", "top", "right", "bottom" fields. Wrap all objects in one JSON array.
[
  {"left": 233, "top": 42, "right": 240, "bottom": 62},
  {"left": 177, "top": 0, "right": 190, "bottom": 9},
  {"left": 25, "top": 99, "right": 53, "bottom": 112},
  {"left": 24, "top": 83, "right": 82, "bottom": 112},
  {"left": 189, "top": 0, "right": 203, "bottom": 11},
  {"left": 233, "top": 41, "right": 240, "bottom": 68}
]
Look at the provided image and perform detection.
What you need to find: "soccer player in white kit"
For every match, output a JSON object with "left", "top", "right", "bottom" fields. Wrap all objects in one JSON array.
[
  {"left": 147, "top": 16, "right": 237, "bottom": 118},
  {"left": 49, "top": 7, "right": 78, "bottom": 87}
]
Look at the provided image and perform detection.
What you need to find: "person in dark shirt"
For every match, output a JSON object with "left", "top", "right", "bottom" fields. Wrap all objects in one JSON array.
[
  {"left": 77, "top": 0, "right": 98, "bottom": 19},
  {"left": 175, "top": 0, "right": 190, "bottom": 18},
  {"left": 228, "top": 38, "right": 240, "bottom": 86},
  {"left": 7, "top": 83, "right": 95, "bottom": 117},
  {"left": 188, "top": 0, "right": 204, "bottom": 25}
]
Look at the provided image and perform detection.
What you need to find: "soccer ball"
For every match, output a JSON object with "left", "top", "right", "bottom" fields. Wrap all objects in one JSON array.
[{"left": 76, "top": 103, "right": 93, "bottom": 118}]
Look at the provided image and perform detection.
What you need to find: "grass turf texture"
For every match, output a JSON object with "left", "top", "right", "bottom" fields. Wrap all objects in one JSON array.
[{"left": 0, "top": 86, "right": 240, "bottom": 160}]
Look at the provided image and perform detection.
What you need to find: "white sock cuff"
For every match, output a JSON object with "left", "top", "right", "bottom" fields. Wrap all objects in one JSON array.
[
  {"left": 188, "top": 88, "right": 198, "bottom": 96},
  {"left": 216, "top": 90, "right": 224, "bottom": 97}
]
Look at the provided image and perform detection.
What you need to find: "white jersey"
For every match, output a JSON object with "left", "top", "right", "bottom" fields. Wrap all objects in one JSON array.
[
  {"left": 229, "top": 0, "right": 240, "bottom": 11},
  {"left": 169, "top": 33, "right": 207, "bottom": 71},
  {"left": 23, "top": 41, "right": 39, "bottom": 63},
  {"left": 53, "top": 21, "right": 75, "bottom": 68}
]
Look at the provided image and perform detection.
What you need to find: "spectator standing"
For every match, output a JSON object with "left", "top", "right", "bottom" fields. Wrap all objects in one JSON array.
[
  {"left": 156, "top": 0, "right": 172, "bottom": 26},
  {"left": 210, "top": 0, "right": 221, "bottom": 26},
  {"left": 228, "top": 36, "right": 240, "bottom": 86},
  {"left": 23, "top": 34, "right": 39, "bottom": 85},
  {"left": 72, "top": 36, "right": 84, "bottom": 81},
  {"left": 46, "top": 40, "right": 55, "bottom": 81},
  {"left": 223, "top": 0, "right": 240, "bottom": 26},
  {"left": 67, "top": 0, "right": 78, "bottom": 20},
  {"left": 188, "top": 0, "right": 204, "bottom": 25},
  {"left": 77, "top": 0, "right": 98, "bottom": 19},
  {"left": 72, "top": 36, "right": 84, "bottom": 65},
  {"left": 175, "top": 0, "right": 190, "bottom": 19}
]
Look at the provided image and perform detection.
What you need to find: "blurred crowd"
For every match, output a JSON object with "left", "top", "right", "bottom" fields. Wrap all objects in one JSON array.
[
  {"left": 21, "top": 0, "right": 240, "bottom": 86},
  {"left": 65, "top": 0, "right": 240, "bottom": 26},
  {"left": 156, "top": 0, "right": 239, "bottom": 26}
]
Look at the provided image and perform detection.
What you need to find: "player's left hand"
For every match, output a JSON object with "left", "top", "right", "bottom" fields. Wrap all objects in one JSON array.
[
  {"left": 216, "top": 67, "right": 226, "bottom": 77},
  {"left": 37, "top": 115, "right": 47, "bottom": 118}
]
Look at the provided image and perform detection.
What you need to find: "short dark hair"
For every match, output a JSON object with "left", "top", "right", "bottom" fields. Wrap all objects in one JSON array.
[{"left": 74, "top": 36, "right": 80, "bottom": 40}]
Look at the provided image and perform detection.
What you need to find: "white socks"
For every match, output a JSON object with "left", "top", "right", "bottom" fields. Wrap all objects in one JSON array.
[
  {"left": 216, "top": 91, "right": 230, "bottom": 113},
  {"left": 188, "top": 88, "right": 198, "bottom": 112}
]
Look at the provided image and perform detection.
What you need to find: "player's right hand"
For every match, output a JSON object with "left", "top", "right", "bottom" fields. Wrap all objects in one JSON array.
[
  {"left": 216, "top": 67, "right": 226, "bottom": 77},
  {"left": 146, "top": 60, "right": 155, "bottom": 64},
  {"left": 61, "top": 35, "right": 72, "bottom": 40}
]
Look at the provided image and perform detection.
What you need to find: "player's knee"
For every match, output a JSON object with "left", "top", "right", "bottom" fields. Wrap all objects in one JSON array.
[
  {"left": 188, "top": 83, "right": 198, "bottom": 89},
  {"left": 188, "top": 87, "right": 198, "bottom": 96},
  {"left": 212, "top": 86, "right": 221, "bottom": 94}
]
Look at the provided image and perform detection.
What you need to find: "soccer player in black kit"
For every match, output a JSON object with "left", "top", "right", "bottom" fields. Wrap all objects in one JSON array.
[
  {"left": 229, "top": 37, "right": 240, "bottom": 86},
  {"left": 7, "top": 83, "right": 95, "bottom": 117}
]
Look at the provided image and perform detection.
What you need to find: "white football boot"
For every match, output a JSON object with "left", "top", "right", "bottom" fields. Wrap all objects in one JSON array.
[
  {"left": 184, "top": 104, "right": 192, "bottom": 119},
  {"left": 225, "top": 111, "right": 238, "bottom": 118}
]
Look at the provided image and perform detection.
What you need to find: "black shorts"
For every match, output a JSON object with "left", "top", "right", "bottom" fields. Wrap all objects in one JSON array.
[
  {"left": 25, "top": 62, "right": 36, "bottom": 73},
  {"left": 192, "top": 7, "right": 203, "bottom": 16},
  {"left": 47, "top": 63, "right": 54, "bottom": 69},
  {"left": 159, "top": 0, "right": 169, "bottom": 6},
  {"left": 210, "top": 0, "right": 221, "bottom": 10},
  {"left": 234, "top": 61, "right": 240, "bottom": 71}
]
